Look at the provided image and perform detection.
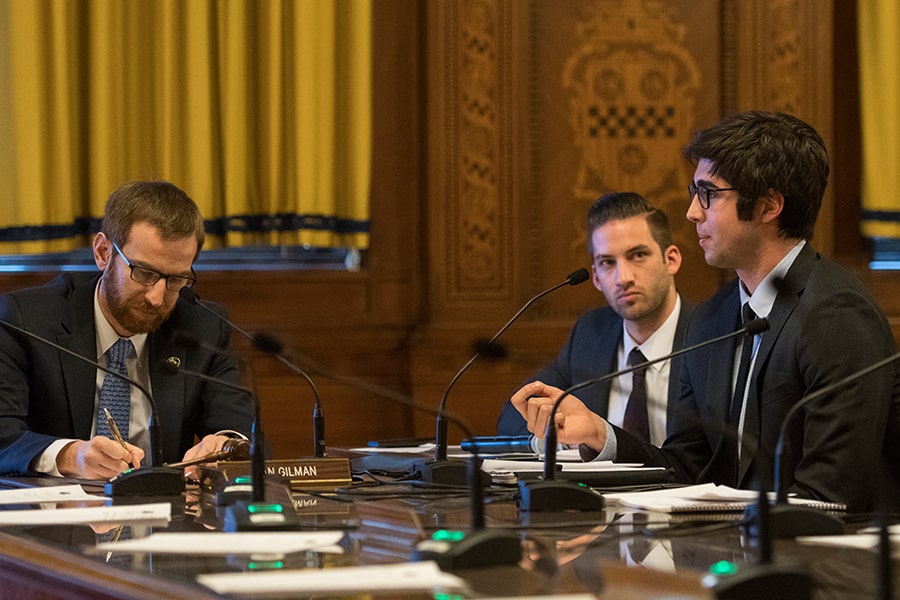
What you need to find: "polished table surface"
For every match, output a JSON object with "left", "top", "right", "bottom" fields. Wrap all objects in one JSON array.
[{"left": 0, "top": 461, "right": 894, "bottom": 600}]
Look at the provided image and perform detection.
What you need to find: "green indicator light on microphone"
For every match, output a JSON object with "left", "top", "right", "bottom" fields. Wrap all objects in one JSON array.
[
  {"left": 247, "top": 503, "right": 284, "bottom": 514},
  {"left": 709, "top": 560, "right": 739, "bottom": 576},
  {"left": 431, "top": 529, "right": 465, "bottom": 542}
]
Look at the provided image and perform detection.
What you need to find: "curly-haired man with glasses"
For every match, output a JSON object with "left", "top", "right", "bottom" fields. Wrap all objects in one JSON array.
[{"left": 515, "top": 111, "right": 899, "bottom": 512}]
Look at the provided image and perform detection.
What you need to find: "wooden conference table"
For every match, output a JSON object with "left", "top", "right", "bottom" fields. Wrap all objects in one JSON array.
[{"left": 0, "top": 452, "right": 893, "bottom": 600}]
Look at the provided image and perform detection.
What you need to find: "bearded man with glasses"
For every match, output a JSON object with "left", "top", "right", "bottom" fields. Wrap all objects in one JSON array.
[{"left": 0, "top": 181, "right": 254, "bottom": 480}]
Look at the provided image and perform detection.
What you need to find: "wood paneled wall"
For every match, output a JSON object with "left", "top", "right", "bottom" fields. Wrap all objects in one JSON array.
[{"left": 2, "top": 0, "right": 897, "bottom": 459}]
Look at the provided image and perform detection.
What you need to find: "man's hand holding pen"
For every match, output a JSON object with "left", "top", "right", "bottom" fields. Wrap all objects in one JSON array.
[{"left": 55, "top": 436, "right": 144, "bottom": 480}]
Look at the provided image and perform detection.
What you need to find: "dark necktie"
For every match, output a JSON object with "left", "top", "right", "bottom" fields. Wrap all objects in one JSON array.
[
  {"left": 726, "top": 304, "right": 757, "bottom": 485},
  {"left": 95, "top": 338, "right": 134, "bottom": 441},
  {"left": 623, "top": 348, "right": 651, "bottom": 443},
  {"left": 626, "top": 512, "right": 653, "bottom": 563}
]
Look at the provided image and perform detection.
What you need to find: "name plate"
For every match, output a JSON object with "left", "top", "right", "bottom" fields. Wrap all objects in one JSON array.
[{"left": 208, "top": 457, "right": 352, "bottom": 489}]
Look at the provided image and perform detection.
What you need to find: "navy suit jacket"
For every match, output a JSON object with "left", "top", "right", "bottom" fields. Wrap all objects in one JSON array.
[
  {"left": 0, "top": 273, "right": 255, "bottom": 474},
  {"left": 614, "top": 244, "right": 900, "bottom": 512},
  {"left": 496, "top": 295, "right": 694, "bottom": 436}
]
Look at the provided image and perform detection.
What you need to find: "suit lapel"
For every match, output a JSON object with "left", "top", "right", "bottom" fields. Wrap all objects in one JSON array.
[
  {"left": 738, "top": 245, "right": 815, "bottom": 484},
  {"left": 148, "top": 321, "right": 186, "bottom": 462},
  {"left": 666, "top": 296, "right": 693, "bottom": 403},
  {"left": 58, "top": 276, "right": 101, "bottom": 438},
  {"left": 586, "top": 316, "right": 623, "bottom": 418},
  {"left": 708, "top": 286, "right": 743, "bottom": 432}
]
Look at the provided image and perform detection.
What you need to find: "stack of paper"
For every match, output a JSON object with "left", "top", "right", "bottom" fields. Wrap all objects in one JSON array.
[{"left": 605, "top": 483, "right": 846, "bottom": 513}]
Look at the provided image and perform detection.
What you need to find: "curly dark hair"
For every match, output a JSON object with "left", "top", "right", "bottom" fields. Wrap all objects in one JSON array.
[{"left": 683, "top": 111, "right": 829, "bottom": 240}]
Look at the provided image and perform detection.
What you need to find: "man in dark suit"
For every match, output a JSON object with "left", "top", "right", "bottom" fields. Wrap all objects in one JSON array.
[
  {"left": 0, "top": 181, "right": 254, "bottom": 480},
  {"left": 514, "top": 112, "right": 899, "bottom": 512},
  {"left": 498, "top": 192, "right": 693, "bottom": 446}
]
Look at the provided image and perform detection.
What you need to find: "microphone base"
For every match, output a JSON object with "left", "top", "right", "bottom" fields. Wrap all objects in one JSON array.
[
  {"left": 411, "top": 459, "right": 490, "bottom": 487},
  {"left": 411, "top": 528, "right": 522, "bottom": 570},
  {"left": 704, "top": 560, "right": 813, "bottom": 600},
  {"left": 517, "top": 479, "right": 605, "bottom": 512},
  {"left": 223, "top": 500, "right": 300, "bottom": 532},
  {"left": 104, "top": 466, "right": 186, "bottom": 497},
  {"left": 743, "top": 503, "right": 844, "bottom": 539}
]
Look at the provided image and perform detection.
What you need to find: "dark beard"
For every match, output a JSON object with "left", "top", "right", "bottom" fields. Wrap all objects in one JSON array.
[
  {"left": 102, "top": 270, "right": 172, "bottom": 334},
  {"left": 110, "top": 300, "right": 169, "bottom": 334}
]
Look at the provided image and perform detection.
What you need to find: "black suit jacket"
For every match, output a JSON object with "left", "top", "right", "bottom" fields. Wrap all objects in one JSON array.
[
  {"left": 496, "top": 295, "right": 694, "bottom": 436},
  {"left": 0, "top": 272, "right": 255, "bottom": 474},
  {"left": 614, "top": 244, "right": 900, "bottom": 512}
]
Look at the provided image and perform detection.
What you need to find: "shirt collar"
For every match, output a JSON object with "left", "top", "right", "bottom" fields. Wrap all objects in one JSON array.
[
  {"left": 622, "top": 294, "right": 682, "bottom": 373},
  {"left": 93, "top": 281, "right": 148, "bottom": 360},
  {"left": 739, "top": 239, "right": 805, "bottom": 319}
]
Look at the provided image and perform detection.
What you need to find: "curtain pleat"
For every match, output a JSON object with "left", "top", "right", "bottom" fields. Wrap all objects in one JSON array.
[
  {"left": 0, "top": 0, "right": 371, "bottom": 254},
  {"left": 859, "top": 0, "right": 900, "bottom": 239}
]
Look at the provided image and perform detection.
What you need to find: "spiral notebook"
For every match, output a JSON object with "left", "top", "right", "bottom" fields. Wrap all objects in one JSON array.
[{"left": 605, "top": 483, "right": 847, "bottom": 513}]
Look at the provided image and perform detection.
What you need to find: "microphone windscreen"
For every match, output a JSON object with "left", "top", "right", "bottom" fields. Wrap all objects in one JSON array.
[
  {"left": 567, "top": 268, "right": 590, "bottom": 286},
  {"left": 252, "top": 332, "right": 284, "bottom": 354},
  {"left": 472, "top": 339, "right": 508, "bottom": 360},
  {"left": 179, "top": 287, "right": 200, "bottom": 304},
  {"left": 746, "top": 318, "right": 770, "bottom": 335}
]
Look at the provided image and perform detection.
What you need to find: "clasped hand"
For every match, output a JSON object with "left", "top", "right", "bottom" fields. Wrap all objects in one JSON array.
[{"left": 510, "top": 380, "right": 609, "bottom": 452}]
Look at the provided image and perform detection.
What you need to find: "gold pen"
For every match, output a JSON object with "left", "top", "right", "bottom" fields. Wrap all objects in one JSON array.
[
  {"left": 104, "top": 408, "right": 135, "bottom": 470},
  {"left": 104, "top": 524, "right": 125, "bottom": 563}
]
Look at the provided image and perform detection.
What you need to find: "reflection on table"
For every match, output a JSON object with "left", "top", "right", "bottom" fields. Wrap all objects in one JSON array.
[{"left": 0, "top": 458, "right": 893, "bottom": 599}]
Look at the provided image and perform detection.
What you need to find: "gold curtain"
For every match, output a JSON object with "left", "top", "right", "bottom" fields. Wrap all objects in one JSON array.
[
  {"left": 0, "top": 0, "right": 371, "bottom": 254},
  {"left": 859, "top": 0, "right": 900, "bottom": 239}
]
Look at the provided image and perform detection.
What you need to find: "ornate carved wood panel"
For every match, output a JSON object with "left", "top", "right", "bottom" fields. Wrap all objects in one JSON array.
[{"left": 415, "top": 0, "right": 842, "bottom": 439}]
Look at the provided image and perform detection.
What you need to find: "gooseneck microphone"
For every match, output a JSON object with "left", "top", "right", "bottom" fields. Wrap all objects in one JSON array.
[
  {"left": 158, "top": 359, "right": 298, "bottom": 531},
  {"left": 179, "top": 288, "right": 327, "bottom": 457},
  {"left": 256, "top": 349, "right": 522, "bottom": 569},
  {"left": 746, "top": 350, "right": 900, "bottom": 540},
  {"left": 0, "top": 319, "right": 185, "bottom": 497},
  {"left": 708, "top": 344, "right": 896, "bottom": 600},
  {"left": 519, "top": 317, "right": 770, "bottom": 512},
  {"left": 414, "top": 268, "right": 590, "bottom": 486},
  {"left": 774, "top": 350, "right": 900, "bottom": 504},
  {"left": 248, "top": 332, "right": 327, "bottom": 458}
]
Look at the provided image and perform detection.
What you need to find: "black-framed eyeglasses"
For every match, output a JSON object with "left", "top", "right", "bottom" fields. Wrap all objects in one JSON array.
[
  {"left": 688, "top": 182, "right": 736, "bottom": 209},
  {"left": 111, "top": 241, "right": 196, "bottom": 292}
]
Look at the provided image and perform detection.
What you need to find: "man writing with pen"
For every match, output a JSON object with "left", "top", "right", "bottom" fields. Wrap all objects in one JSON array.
[{"left": 0, "top": 180, "right": 255, "bottom": 480}]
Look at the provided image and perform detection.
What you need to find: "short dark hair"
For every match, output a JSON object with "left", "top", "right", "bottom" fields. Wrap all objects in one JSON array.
[
  {"left": 102, "top": 181, "right": 206, "bottom": 255},
  {"left": 683, "top": 111, "right": 829, "bottom": 240},
  {"left": 587, "top": 192, "right": 673, "bottom": 255}
]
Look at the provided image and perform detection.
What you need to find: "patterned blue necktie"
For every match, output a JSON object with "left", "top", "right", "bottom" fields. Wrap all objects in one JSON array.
[{"left": 95, "top": 338, "right": 134, "bottom": 440}]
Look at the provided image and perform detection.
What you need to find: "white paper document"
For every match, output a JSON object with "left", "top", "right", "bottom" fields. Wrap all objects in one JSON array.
[
  {"left": 93, "top": 531, "right": 346, "bottom": 556},
  {"left": 197, "top": 561, "right": 468, "bottom": 595},
  {"left": 796, "top": 533, "right": 900, "bottom": 557},
  {"left": 0, "top": 501, "right": 171, "bottom": 525},
  {"left": 605, "top": 483, "right": 846, "bottom": 513},
  {"left": 0, "top": 484, "right": 100, "bottom": 504},
  {"left": 479, "top": 596, "right": 596, "bottom": 600},
  {"left": 481, "top": 457, "right": 644, "bottom": 473},
  {"left": 349, "top": 443, "right": 437, "bottom": 454}
]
